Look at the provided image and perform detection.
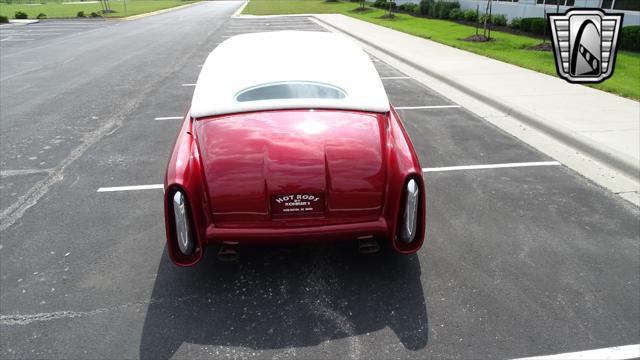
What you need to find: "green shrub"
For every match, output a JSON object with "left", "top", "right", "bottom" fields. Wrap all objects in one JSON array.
[
  {"left": 520, "top": 17, "right": 533, "bottom": 32},
  {"left": 620, "top": 26, "right": 640, "bottom": 52},
  {"left": 463, "top": 9, "right": 477, "bottom": 22},
  {"left": 14, "top": 11, "right": 28, "bottom": 19},
  {"left": 436, "top": 1, "right": 459, "bottom": 19},
  {"left": 492, "top": 14, "right": 507, "bottom": 26},
  {"left": 420, "top": 0, "right": 433, "bottom": 15},
  {"left": 90, "top": 11, "right": 101, "bottom": 17},
  {"left": 509, "top": 17, "right": 522, "bottom": 29},
  {"left": 520, "top": 17, "right": 546, "bottom": 35},
  {"left": 373, "top": 0, "right": 387, "bottom": 8},
  {"left": 449, "top": 8, "right": 463, "bottom": 20},
  {"left": 36, "top": 13, "right": 46, "bottom": 19},
  {"left": 529, "top": 18, "right": 546, "bottom": 35},
  {"left": 478, "top": 13, "right": 507, "bottom": 26},
  {"left": 0, "top": 15, "right": 8, "bottom": 23},
  {"left": 76, "top": 11, "right": 85, "bottom": 17},
  {"left": 398, "top": 3, "right": 419, "bottom": 13}
]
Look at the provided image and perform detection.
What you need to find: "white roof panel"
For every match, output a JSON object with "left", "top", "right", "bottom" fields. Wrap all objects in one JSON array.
[{"left": 190, "top": 31, "right": 390, "bottom": 118}]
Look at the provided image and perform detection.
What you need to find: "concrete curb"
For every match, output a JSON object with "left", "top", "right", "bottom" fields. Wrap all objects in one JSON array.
[
  {"left": 108, "top": 1, "right": 203, "bottom": 21},
  {"left": 312, "top": 16, "right": 640, "bottom": 182},
  {"left": 232, "top": 0, "right": 249, "bottom": 17}
]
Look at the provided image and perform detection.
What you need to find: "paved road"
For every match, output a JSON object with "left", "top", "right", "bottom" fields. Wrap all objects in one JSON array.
[
  {"left": 1, "top": 2, "right": 638, "bottom": 359},
  {"left": 0, "top": 20, "right": 116, "bottom": 45}
]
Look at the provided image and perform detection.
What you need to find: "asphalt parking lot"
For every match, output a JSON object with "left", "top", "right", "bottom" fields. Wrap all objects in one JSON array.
[
  {"left": 0, "top": 20, "right": 115, "bottom": 45},
  {"left": 1, "top": 2, "right": 639, "bottom": 359}
]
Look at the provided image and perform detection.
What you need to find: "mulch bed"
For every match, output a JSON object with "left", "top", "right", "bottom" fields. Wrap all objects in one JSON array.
[
  {"left": 462, "top": 34, "right": 494, "bottom": 42},
  {"left": 527, "top": 42, "right": 554, "bottom": 51}
]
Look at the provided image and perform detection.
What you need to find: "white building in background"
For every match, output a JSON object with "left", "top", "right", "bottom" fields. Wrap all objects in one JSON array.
[{"left": 395, "top": 0, "right": 640, "bottom": 26}]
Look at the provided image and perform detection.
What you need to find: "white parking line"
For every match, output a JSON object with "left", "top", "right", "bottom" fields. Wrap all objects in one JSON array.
[
  {"left": 181, "top": 83, "right": 196, "bottom": 87},
  {"left": 97, "top": 184, "right": 163, "bottom": 192},
  {"left": 0, "top": 38, "right": 35, "bottom": 42},
  {"left": 380, "top": 76, "right": 411, "bottom": 80},
  {"left": 0, "top": 33, "right": 63, "bottom": 36},
  {"left": 1, "top": 27, "right": 91, "bottom": 30},
  {"left": 512, "top": 344, "right": 640, "bottom": 360},
  {"left": 422, "top": 161, "right": 561, "bottom": 173},
  {"left": 395, "top": 105, "right": 461, "bottom": 110},
  {"left": 1, "top": 168, "right": 53, "bottom": 177},
  {"left": 0, "top": 29, "right": 72, "bottom": 33},
  {"left": 154, "top": 116, "right": 183, "bottom": 121}
]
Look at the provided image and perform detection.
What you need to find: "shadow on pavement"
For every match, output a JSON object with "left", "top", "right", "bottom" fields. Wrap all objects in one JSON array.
[{"left": 139, "top": 243, "right": 428, "bottom": 358}]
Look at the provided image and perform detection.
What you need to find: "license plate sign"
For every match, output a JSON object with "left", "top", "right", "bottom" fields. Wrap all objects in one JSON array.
[{"left": 271, "top": 193, "right": 324, "bottom": 216}]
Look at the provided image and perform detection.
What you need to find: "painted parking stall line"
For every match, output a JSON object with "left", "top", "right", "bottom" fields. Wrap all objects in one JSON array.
[
  {"left": 0, "top": 38, "right": 35, "bottom": 42},
  {"left": 395, "top": 105, "right": 461, "bottom": 110},
  {"left": 422, "top": 161, "right": 562, "bottom": 173},
  {"left": 97, "top": 184, "right": 163, "bottom": 193},
  {"left": 0, "top": 33, "right": 64, "bottom": 37},
  {"left": 512, "top": 344, "right": 640, "bottom": 360},
  {"left": 154, "top": 116, "right": 183, "bottom": 121},
  {"left": 380, "top": 76, "right": 411, "bottom": 80},
  {"left": 181, "top": 83, "right": 196, "bottom": 87}
]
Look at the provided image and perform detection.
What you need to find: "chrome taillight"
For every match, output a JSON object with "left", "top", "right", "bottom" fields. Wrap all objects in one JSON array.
[
  {"left": 400, "top": 179, "right": 419, "bottom": 243},
  {"left": 173, "top": 190, "right": 195, "bottom": 255}
]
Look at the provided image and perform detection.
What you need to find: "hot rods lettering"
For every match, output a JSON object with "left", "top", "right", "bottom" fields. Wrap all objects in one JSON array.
[{"left": 274, "top": 194, "right": 321, "bottom": 204}]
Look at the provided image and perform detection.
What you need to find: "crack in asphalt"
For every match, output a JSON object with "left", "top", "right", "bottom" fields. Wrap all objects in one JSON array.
[
  {"left": 0, "top": 105, "right": 127, "bottom": 232},
  {"left": 0, "top": 308, "right": 111, "bottom": 326},
  {"left": 0, "top": 11, "right": 237, "bottom": 234},
  {"left": 0, "top": 294, "right": 202, "bottom": 326}
]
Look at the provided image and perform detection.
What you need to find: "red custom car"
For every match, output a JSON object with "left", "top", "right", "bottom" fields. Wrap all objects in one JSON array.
[{"left": 164, "top": 31, "right": 425, "bottom": 266}]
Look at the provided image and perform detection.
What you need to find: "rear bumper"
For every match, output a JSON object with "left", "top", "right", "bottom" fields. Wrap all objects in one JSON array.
[{"left": 205, "top": 218, "right": 389, "bottom": 245}]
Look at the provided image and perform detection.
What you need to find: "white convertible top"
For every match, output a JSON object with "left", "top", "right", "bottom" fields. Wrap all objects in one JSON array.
[{"left": 189, "top": 31, "right": 390, "bottom": 118}]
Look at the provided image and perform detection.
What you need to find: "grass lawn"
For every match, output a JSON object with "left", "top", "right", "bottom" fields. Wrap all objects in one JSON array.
[
  {"left": 243, "top": 0, "right": 640, "bottom": 100},
  {"left": 244, "top": 0, "right": 355, "bottom": 14},
  {"left": 0, "top": 0, "right": 196, "bottom": 19}
]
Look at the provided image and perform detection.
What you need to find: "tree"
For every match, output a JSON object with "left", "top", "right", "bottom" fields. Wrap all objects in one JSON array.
[
  {"left": 385, "top": 0, "right": 395, "bottom": 18},
  {"left": 482, "top": 0, "right": 493, "bottom": 40}
]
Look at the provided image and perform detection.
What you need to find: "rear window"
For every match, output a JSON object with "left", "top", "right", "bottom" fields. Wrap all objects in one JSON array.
[{"left": 235, "top": 82, "right": 346, "bottom": 102}]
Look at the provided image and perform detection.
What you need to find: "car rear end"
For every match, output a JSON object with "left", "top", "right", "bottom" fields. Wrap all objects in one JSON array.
[{"left": 164, "top": 108, "right": 425, "bottom": 266}]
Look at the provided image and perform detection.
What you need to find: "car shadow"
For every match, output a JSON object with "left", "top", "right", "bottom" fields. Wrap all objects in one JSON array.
[{"left": 139, "top": 243, "right": 428, "bottom": 359}]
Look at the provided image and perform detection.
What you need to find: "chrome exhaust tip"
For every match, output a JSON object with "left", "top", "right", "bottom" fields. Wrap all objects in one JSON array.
[
  {"left": 358, "top": 236, "right": 380, "bottom": 254},
  {"left": 217, "top": 242, "right": 239, "bottom": 262}
]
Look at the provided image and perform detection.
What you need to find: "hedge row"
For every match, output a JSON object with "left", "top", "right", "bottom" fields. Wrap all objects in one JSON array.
[
  {"left": 372, "top": 1, "right": 639, "bottom": 53},
  {"left": 397, "top": 3, "right": 419, "bottom": 13},
  {"left": 373, "top": 0, "right": 460, "bottom": 19},
  {"left": 620, "top": 26, "right": 640, "bottom": 52},
  {"left": 372, "top": 0, "right": 393, "bottom": 9},
  {"left": 419, "top": 0, "right": 460, "bottom": 19},
  {"left": 508, "top": 17, "right": 546, "bottom": 36}
]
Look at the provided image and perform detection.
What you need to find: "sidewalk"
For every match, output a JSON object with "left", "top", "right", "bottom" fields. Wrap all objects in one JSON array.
[{"left": 314, "top": 14, "right": 640, "bottom": 186}]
